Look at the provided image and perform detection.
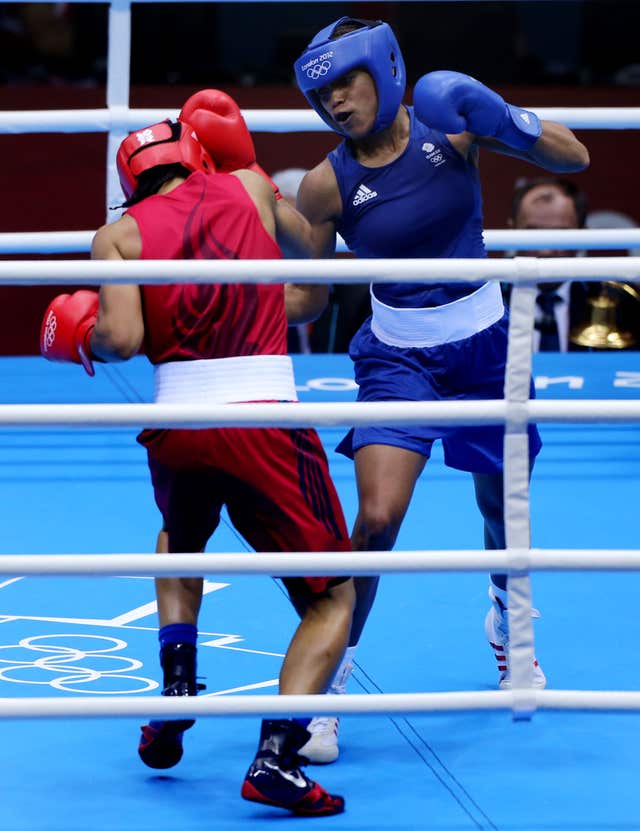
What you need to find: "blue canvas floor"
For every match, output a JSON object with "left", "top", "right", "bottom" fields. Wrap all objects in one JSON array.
[{"left": 1, "top": 352, "right": 640, "bottom": 830}]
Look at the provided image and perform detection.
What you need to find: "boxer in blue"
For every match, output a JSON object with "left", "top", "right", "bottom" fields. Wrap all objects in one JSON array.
[{"left": 293, "top": 17, "right": 590, "bottom": 763}]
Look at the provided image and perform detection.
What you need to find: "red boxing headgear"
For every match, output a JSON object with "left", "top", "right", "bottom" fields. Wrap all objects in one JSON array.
[{"left": 116, "top": 119, "right": 215, "bottom": 200}]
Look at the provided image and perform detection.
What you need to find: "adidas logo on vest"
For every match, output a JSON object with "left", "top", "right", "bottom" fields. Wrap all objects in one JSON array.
[{"left": 352, "top": 184, "right": 378, "bottom": 206}]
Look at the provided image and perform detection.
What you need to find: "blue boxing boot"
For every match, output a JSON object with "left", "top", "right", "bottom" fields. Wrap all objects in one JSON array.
[{"left": 138, "top": 637, "right": 204, "bottom": 769}]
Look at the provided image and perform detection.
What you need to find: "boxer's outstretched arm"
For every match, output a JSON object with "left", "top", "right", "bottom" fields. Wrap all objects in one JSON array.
[
  {"left": 274, "top": 195, "right": 314, "bottom": 259},
  {"left": 284, "top": 161, "right": 343, "bottom": 324},
  {"left": 413, "top": 71, "right": 589, "bottom": 173},
  {"left": 477, "top": 120, "right": 590, "bottom": 173},
  {"left": 296, "top": 161, "right": 340, "bottom": 259},
  {"left": 276, "top": 198, "right": 330, "bottom": 323},
  {"left": 283, "top": 161, "right": 344, "bottom": 324}
]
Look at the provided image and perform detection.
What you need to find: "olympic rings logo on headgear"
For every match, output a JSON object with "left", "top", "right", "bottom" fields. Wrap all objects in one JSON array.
[
  {"left": 306, "top": 61, "right": 331, "bottom": 80},
  {"left": 295, "top": 18, "right": 406, "bottom": 136},
  {"left": 42, "top": 310, "right": 57, "bottom": 351}
]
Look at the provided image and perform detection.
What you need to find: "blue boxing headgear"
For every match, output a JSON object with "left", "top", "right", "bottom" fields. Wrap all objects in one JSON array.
[{"left": 294, "top": 17, "right": 405, "bottom": 136}]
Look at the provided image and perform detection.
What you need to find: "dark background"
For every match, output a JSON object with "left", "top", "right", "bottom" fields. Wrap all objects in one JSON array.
[{"left": 1, "top": 0, "right": 639, "bottom": 353}]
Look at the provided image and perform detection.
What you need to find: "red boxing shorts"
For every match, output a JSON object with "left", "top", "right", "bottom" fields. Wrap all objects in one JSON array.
[{"left": 138, "top": 426, "right": 351, "bottom": 597}]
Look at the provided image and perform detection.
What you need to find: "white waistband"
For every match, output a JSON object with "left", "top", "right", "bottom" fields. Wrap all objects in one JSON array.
[
  {"left": 154, "top": 355, "right": 298, "bottom": 404},
  {"left": 370, "top": 281, "right": 504, "bottom": 348}
]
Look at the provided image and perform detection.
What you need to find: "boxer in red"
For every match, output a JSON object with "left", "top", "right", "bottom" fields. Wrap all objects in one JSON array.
[{"left": 40, "top": 97, "right": 352, "bottom": 817}]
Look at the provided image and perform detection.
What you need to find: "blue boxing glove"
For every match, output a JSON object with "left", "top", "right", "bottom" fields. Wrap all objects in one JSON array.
[{"left": 413, "top": 70, "right": 541, "bottom": 151}]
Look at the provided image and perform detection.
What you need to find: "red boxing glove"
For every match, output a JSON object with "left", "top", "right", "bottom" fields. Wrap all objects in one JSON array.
[
  {"left": 40, "top": 290, "right": 99, "bottom": 377},
  {"left": 179, "top": 89, "right": 281, "bottom": 198}
]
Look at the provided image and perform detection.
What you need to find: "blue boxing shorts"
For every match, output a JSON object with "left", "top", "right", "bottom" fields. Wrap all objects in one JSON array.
[{"left": 336, "top": 312, "right": 542, "bottom": 473}]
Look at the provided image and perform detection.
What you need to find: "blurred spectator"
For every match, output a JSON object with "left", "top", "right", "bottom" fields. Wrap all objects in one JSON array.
[
  {"left": 0, "top": 3, "right": 106, "bottom": 84},
  {"left": 514, "top": 2, "right": 583, "bottom": 83},
  {"left": 505, "top": 177, "right": 640, "bottom": 351},
  {"left": 1, "top": 3, "right": 71, "bottom": 83},
  {"left": 3, "top": 2, "right": 640, "bottom": 89},
  {"left": 586, "top": 209, "right": 640, "bottom": 257}
]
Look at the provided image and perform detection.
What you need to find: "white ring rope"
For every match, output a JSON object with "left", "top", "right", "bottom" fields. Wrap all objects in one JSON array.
[
  {"left": 1, "top": 256, "right": 639, "bottom": 285},
  {"left": 1, "top": 690, "right": 639, "bottom": 721},
  {"left": 2, "top": 228, "right": 640, "bottom": 255},
  {"left": 0, "top": 400, "right": 639, "bottom": 429},
  {"left": 2, "top": 107, "right": 640, "bottom": 133},
  {"left": 1, "top": 549, "right": 639, "bottom": 577}
]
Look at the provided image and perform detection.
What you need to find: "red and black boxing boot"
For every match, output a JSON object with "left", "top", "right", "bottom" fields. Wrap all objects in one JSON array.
[
  {"left": 241, "top": 719, "right": 345, "bottom": 816},
  {"left": 138, "top": 642, "right": 204, "bottom": 769}
]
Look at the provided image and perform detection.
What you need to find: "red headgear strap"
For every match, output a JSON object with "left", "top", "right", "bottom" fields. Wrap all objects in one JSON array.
[{"left": 116, "top": 119, "right": 215, "bottom": 200}]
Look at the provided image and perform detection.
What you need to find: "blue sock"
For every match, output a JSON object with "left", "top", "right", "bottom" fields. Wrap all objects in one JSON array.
[
  {"left": 159, "top": 623, "right": 197, "bottom": 649},
  {"left": 294, "top": 717, "right": 312, "bottom": 729}
]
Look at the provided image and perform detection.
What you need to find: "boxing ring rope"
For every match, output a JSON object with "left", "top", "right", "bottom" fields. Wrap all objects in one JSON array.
[
  {"left": 2, "top": 228, "right": 640, "bottom": 255},
  {"left": 4, "top": 254, "right": 640, "bottom": 719},
  {"left": 2, "top": 256, "right": 640, "bottom": 285},
  {"left": 2, "top": 107, "right": 640, "bottom": 134},
  {"left": 2, "top": 549, "right": 640, "bottom": 578},
  {"left": 1, "top": 399, "right": 640, "bottom": 429},
  {"left": 3, "top": 690, "right": 640, "bottom": 721},
  {"left": 3, "top": 0, "right": 640, "bottom": 724}
]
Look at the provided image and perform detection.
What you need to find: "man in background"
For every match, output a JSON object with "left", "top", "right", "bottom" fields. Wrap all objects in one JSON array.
[{"left": 506, "top": 177, "right": 640, "bottom": 351}]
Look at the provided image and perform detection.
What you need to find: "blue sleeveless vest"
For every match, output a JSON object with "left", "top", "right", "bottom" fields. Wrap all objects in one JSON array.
[{"left": 328, "top": 106, "right": 487, "bottom": 308}]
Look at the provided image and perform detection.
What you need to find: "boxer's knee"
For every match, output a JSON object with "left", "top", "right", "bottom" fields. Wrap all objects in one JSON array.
[{"left": 352, "top": 501, "right": 402, "bottom": 551}]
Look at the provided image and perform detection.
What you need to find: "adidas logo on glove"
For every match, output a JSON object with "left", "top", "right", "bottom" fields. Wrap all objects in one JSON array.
[{"left": 352, "top": 184, "right": 378, "bottom": 206}]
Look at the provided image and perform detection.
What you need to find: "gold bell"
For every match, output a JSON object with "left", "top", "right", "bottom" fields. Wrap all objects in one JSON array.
[{"left": 569, "top": 281, "right": 640, "bottom": 350}]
